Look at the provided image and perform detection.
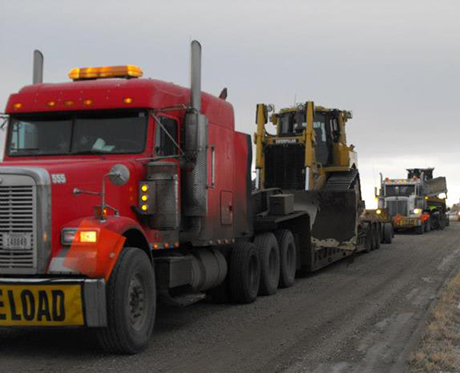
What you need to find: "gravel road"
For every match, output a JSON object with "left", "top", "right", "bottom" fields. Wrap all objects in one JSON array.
[{"left": 1, "top": 224, "right": 459, "bottom": 373}]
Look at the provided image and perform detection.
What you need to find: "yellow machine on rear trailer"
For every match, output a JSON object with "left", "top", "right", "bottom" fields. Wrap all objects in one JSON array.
[{"left": 253, "top": 102, "right": 392, "bottom": 271}]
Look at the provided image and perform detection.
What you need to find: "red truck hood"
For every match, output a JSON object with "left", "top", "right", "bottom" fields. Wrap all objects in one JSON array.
[{"left": 0, "top": 158, "right": 144, "bottom": 261}]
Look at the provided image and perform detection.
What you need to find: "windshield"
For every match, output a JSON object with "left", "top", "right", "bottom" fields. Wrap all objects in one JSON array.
[
  {"left": 385, "top": 185, "right": 416, "bottom": 197},
  {"left": 279, "top": 111, "right": 306, "bottom": 135},
  {"left": 7, "top": 111, "right": 148, "bottom": 156}
]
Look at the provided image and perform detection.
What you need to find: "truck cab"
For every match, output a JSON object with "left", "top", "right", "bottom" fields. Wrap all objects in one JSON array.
[
  {"left": 378, "top": 168, "right": 448, "bottom": 233},
  {"left": 0, "top": 43, "right": 255, "bottom": 353}
]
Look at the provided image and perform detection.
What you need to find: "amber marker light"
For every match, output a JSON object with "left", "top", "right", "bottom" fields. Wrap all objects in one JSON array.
[
  {"left": 13, "top": 103, "right": 22, "bottom": 110},
  {"left": 68, "top": 65, "right": 143, "bottom": 80},
  {"left": 123, "top": 97, "right": 133, "bottom": 104},
  {"left": 141, "top": 204, "right": 148, "bottom": 211},
  {"left": 47, "top": 101, "right": 56, "bottom": 107},
  {"left": 141, "top": 184, "right": 148, "bottom": 192},
  {"left": 64, "top": 100, "right": 74, "bottom": 107},
  {"left": 80, "top": 230, "right": 98, "bottom": 243},
  {"left": 83, "top": 99, "right": 93, "bottom": 106},
  {"left": 141, "top": 195, "right": 148, "bottom": 201}
]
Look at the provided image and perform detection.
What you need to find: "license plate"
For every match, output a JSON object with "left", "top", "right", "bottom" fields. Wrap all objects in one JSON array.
[
  {"left": 0, "top": 283, "right": 84, "bottom": 326},
  {"left": 400, "top": 218, "right": 416, "bottom": 226},
  {"left": 4, "top": 233, "right": 32, "bottom": 250}
]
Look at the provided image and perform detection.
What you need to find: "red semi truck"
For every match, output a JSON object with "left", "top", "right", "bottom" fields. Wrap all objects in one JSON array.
[{"left": 0, "top": 43, "right": 382, "bottom": 354}]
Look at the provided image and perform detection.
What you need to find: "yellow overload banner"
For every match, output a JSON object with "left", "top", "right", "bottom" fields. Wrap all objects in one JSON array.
[{"left": 0, "top": 284, "right": 84, "bottom": 326}]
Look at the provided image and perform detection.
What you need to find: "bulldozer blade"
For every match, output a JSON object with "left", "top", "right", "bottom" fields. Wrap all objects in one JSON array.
[{"left": 293, "top": 190, "right": 358, "bottom": 251}]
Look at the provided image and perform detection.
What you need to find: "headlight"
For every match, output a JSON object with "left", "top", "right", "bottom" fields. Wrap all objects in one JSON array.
[
  {"left": 413, "top": 208, "right": 422, "bottom": 215},
  {"left": 61, "top": 228, "right": 99, "bottom": 245},
  {"left": 376, "top": 209, "right": 382, "bottom": 215}
]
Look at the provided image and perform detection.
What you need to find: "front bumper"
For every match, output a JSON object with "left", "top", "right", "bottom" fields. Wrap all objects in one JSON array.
[
  {"left": 0, "top": 278, "right": 107, "bottom": 327},
  {"left": 393, "top": 217, "right": 422, "bottom": 228}
]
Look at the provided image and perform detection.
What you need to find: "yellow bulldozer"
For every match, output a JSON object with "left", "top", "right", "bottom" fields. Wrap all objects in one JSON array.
[{"left": 253, "top": 102, "right": 392, "bottom": 271}]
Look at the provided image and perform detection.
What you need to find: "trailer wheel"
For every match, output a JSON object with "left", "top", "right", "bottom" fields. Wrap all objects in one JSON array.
[
  {"left": 373, "top": 224, "right": 381, "bottom": 250},
  {"left": 275, "top": 230, "right": 297, "bottom": 288},
  {"left": 229, "top": 242, "right": 260, "bottom": 304},
  {"left": 383, "top": 223, "right": 393, "bottom": 244},
  {"left": 365, "top": 224, "right": 373, "bottom": 253},
  {"left": 254, "top": 233, "right": 280, "bottom": 296},
  {"left": 97, "top": 247, "right": 156, "bottom": 354}
]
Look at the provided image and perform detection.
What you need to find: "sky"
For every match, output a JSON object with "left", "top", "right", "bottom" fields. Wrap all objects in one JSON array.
[{"left": 0, "top": 0, "right": 459, "bottom": 207}]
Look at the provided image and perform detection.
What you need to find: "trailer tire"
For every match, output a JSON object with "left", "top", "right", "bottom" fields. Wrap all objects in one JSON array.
[
  {"left": 365, "top": 224, "right": 373, "bottom": 253},
  {"left": 275, "top": 230, "right": 297, "bottom": 288},
  {"left": 383, "top": 223, "right": 393, "bottom": 244},
  {"left": 254, "top": 233, "right": 280, "bottom": 296},
  {"left": 97, "top": 247, "right": 156, "bottom": 355},
  {"left": 230, "top": 242, "right": 260, "bottom": 304},
  {"left": 374, "top": 224, "right": 381, "bottom": 250}
]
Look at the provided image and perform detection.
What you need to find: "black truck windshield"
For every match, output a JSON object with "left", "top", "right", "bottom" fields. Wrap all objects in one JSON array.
[
  {"left": 385, "top": 185, "right": 416, "bottom": 197},
  {"left": 7, "top": 111, "right": 148, "bottom": 156}
]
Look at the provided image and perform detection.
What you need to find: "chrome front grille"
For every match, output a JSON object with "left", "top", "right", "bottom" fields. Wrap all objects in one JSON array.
[{"left": 0, "top": 183, "right": 37, "bottom": 270}]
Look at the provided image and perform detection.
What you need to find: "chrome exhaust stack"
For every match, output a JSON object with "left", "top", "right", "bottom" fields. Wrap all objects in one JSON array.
[
  {"left": 32, "top": 50, "right": 44, "bottom": 84},
  {"left": 184, "top": 40, "right": 209, "bottom": 219}
]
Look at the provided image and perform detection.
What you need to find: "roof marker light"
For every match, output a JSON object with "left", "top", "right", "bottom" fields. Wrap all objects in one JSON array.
[
  {"left": 68, "top": 65, "right": 143, "bottom": 81},
  {"left": 64, "top": 100, "right": 74, "bottom": 107},
  {"left": 83, "top": 99, "right": 93, "bottom": 106},
  {"left": 123, "top": 97, "right": 133, "bottom": 104},
  {"left": 47, "top": 101, "right": 56, "bottom": 107},
  {"left": 13, "top": 103, "right": 22, "bottom": 110}
]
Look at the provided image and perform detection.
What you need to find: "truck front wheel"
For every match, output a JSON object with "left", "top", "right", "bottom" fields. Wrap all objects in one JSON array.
[{"left": 97, "top": 247, "right": 156, "bottom": 354}]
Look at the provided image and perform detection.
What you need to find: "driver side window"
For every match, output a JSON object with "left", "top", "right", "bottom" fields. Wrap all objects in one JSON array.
[{"left": 155, "top": 117, "right": 178, "bottom": 156}]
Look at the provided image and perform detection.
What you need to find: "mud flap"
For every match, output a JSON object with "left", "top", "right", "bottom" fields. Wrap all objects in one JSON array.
[{"left": 293, "top": 190, "right": 358, "bottom": 251}]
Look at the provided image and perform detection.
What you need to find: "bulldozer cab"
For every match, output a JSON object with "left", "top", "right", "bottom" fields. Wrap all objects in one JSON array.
[{"left": 276, "top": 108, "right": 339, "bottom": 167}]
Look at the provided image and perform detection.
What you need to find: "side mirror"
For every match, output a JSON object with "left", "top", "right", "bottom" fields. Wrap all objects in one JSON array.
[{"left": 108, "top": 164, "right": 130, "bottom": 186}]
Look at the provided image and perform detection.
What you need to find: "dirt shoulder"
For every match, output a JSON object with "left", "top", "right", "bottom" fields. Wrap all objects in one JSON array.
[{"left": 409, "top": 267, "right": 460, "bottom": 372}]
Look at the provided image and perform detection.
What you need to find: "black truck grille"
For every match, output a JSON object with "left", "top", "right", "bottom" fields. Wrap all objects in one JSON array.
[
  {"left": 387, "top": 200, "right": 408, "bottom": 217},
  {"left": 265, "top": 144, "right": 305, "bottom": 190}
]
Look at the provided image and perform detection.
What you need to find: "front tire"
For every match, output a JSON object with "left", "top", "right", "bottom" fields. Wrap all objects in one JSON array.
[{"left": 97, "top": 247, "right": 156, "bottom": 354}]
